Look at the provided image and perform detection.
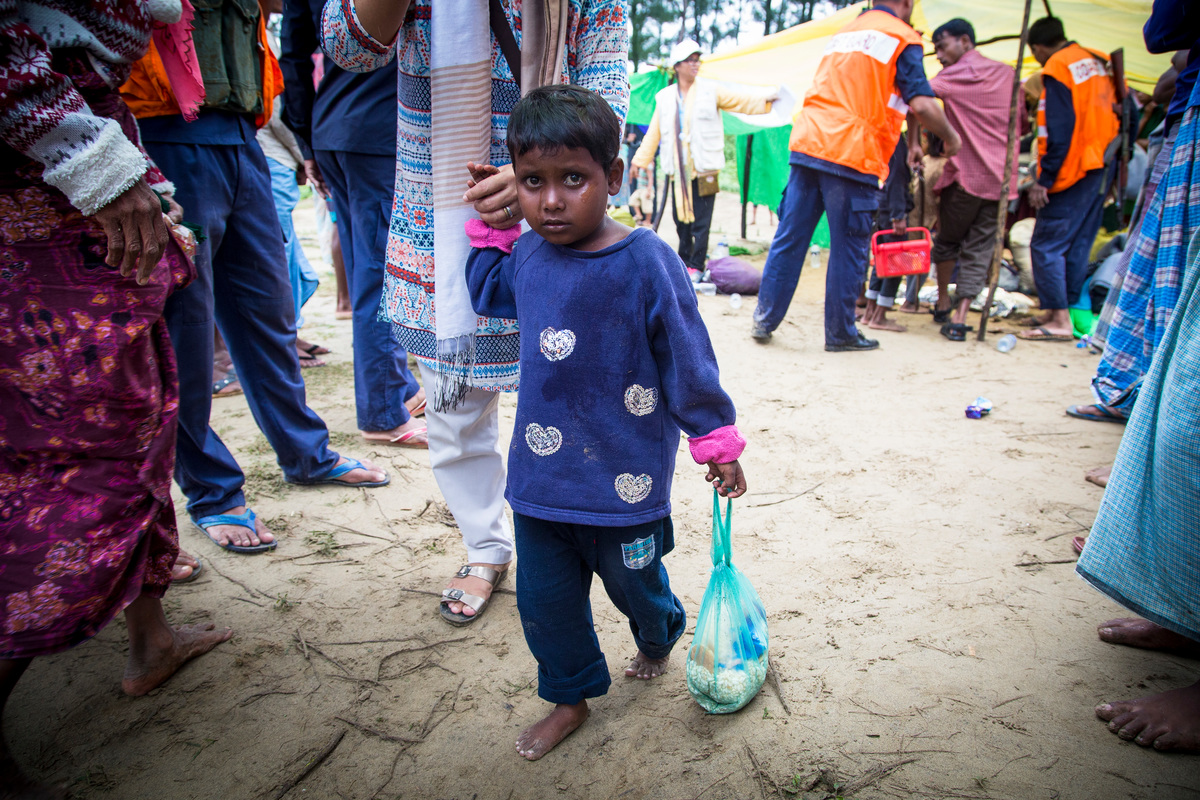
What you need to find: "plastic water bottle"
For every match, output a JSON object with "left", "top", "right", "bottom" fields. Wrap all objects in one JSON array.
[
  {"left": 714, "top": 239, "right": 730, "bottom": 260},
  {"left": 809, "top": 245, "right": 822, "bottom": 269},
  {"left": 695, "top": 282, "right": 717, "bottom": 296},
  {"left": 996, "top": 334, "right": 1017, "bottom": 353},
  {"left": 729, "top": 292, "right": 743, "bottom": 310}
]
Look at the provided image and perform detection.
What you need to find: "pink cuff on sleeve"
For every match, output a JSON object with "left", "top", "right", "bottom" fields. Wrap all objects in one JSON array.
[
  {"left": 465, "top": 218, "right": 521, "bottom": 253},
  {"left": 688, "top": 424, "right": 746, "bottom": 465}
]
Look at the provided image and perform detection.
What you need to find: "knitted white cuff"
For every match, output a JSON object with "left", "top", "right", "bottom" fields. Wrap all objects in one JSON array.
[
  {"left": 40, "top": 120, "right": 147, "bottom": 216},
  {"left": 145, "top": 0, "right": 183, "bottom": 23}
]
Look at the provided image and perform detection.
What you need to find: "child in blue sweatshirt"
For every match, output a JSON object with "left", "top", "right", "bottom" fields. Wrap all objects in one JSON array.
[{"left": 464, "top": 85, "right": 747, "bottom": 761}]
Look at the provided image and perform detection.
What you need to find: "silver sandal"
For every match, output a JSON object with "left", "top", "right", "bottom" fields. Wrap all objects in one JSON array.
[{"left": 439, "top": 564, "right": 507, "bottom": 626}]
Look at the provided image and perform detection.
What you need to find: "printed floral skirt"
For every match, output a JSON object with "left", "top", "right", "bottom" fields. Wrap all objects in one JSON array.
[{"left": 0, "top": 158, "right": 192, "bottom": 660}]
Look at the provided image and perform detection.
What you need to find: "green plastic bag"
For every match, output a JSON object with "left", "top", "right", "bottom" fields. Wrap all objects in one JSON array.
[{"left": 686, "top": 491, "right": 769, "bottom": 713}]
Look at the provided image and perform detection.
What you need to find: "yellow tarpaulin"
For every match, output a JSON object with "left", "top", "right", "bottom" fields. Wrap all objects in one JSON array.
[{"left": 701, "top": 0, "right": 1170, "bottom": 96}]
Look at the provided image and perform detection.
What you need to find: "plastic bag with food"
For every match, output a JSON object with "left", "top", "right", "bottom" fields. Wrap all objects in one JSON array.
[{"left": 686, "top": 491, "right": 768, "bottom": 713}]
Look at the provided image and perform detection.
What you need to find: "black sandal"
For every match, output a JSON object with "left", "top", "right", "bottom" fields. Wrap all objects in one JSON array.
[
  {"left": 932, "top": 305, "right": 953, "bottom": 324},
  {"left": 940, "top": 322, "right": 970, "bottom": 342}
]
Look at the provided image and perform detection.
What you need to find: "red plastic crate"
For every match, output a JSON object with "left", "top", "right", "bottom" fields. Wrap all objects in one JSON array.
[{"left": 871, "top": 227, "right": 932, "bottom": 278}]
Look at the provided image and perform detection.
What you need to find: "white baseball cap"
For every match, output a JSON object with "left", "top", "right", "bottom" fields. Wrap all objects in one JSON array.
[{"left": 669, "top": 39, "right": 703, "bottom": 67}]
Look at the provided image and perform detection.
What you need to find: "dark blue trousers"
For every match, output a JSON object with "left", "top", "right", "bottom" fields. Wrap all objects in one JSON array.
[
  {"left": 315, "top": 150, "right": 419, "bottom": 431},
  {"left": 754, "top": 164, "right": 880, "bottom": 345},
  {"left": 514, "top": 513, "right": 687, "bottom": 705},
  {"left": 1031, "top": 167, "right": 1109, "bottom": 310},
  {"left": 145, "top": 127, "right": 338, "bottom": 519}
]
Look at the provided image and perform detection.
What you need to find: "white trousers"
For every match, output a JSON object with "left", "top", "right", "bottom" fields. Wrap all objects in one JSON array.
[{"left": 419, "top": 363, "right": 513, "bottom": 564}]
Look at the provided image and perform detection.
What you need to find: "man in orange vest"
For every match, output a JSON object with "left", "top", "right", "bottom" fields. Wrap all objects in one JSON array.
[
  {"left": 752, "top": 0, "right": 961, "bottom": 351},
  {"left": 1019, "top": 16, "right": 1120, "bottom": 342}
]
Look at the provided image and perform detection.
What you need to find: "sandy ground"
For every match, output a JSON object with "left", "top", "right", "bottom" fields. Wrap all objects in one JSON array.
[{"left": 9, "top": 192, "right": 1200, "bottom": 800}]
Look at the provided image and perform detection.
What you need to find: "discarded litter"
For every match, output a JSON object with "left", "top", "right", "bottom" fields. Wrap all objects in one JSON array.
[{"left": 965, "top": 396, "right": 993, "bottom": 419}]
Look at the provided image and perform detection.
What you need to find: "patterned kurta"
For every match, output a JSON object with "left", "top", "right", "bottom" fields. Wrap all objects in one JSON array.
[
  {"left": 0, "top": 2, "right": 192, "bottom": 660},
  {"left": 321, "top": 0, "right": 629, "bottom": 390}
]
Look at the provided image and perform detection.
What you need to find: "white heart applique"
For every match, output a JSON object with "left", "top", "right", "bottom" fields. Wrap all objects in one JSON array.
[
  {"left": 525, "top": 423, "right": 562, "bottom": 456},
  {"left": 539, "top": 327, "right": 576, "bottom": 361},
  {"left": 624, "top": 384, "right": 658, "bottom": 416},
  {"left": 614, "top": 473, "right": 652, "bottom": 504}
]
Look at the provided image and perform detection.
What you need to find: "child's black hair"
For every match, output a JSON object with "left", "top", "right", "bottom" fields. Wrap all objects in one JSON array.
[{"left": 507, "top": 85, "right": 621, "bottom": 169}]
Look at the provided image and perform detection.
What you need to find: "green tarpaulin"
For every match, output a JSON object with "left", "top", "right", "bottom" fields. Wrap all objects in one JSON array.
[{"left": 732, "top": 125, "right": 831, "bottom": 248}]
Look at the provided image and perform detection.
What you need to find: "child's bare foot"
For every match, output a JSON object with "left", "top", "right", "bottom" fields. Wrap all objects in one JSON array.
[
  {"left": 624, "top": 650, "right": 669, "bottom": 679},
  {"left": 516, "top": 701, "right": 588, "bottom": 761}
]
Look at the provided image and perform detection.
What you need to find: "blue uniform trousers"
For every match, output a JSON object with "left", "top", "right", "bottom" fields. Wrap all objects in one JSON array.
[
  {"left": 1031, "top": 167, "right": 1108, "bottom": 310},
  {"left": 315, "top": 149, "right": 419, "bottom": 431},
  {"left": 145, "top": 129, "right": 338, "bottom": 519},
  {"left": 754, "top": 164, "right": 880, "bottom": 345},
  {"left": 514, "top": 513, "right": 687, "bottom": 705}
]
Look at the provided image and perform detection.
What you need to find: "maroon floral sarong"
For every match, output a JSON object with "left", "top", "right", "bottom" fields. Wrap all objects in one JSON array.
[{"left": 0, "top": 70, "right": 192, "bottom": 660}]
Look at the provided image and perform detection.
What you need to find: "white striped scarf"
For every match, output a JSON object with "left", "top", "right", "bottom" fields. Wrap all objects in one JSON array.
[{"left": 428, "top": 0, "right": 492, "bottom": 411}]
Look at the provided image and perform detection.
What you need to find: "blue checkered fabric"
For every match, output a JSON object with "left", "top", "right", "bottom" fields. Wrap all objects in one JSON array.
[
  {"left": 1091, "top": 95, "right": 1200, "bottom": 413},
  {"left": 1077, "top": 223, "right": 1200, "bottom": 643}
]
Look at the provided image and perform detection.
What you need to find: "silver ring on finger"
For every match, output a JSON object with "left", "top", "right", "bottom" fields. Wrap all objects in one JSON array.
[{"left": 503, "top": 205, "right": 513, "bottom": 220}]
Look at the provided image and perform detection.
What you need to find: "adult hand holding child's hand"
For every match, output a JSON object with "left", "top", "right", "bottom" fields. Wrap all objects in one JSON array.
[
  {"left": 465, "top": 161, "right": 522, "bottom": 229},
  {"left": 706, "top": 460, "right": 746, "bottom": 498}
]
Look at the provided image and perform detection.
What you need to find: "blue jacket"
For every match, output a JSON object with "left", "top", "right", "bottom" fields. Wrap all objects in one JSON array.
[
  {"left": 280, "top": 0, "right": 396, "bottom": 156},
  {"left": 467, "top": 227, "right": 739, "bottom": 526}
]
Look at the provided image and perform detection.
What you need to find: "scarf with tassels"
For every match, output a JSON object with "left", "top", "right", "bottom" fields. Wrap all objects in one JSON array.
[{"left": 429, "top": 0, "right": 566, "bottom": 412}]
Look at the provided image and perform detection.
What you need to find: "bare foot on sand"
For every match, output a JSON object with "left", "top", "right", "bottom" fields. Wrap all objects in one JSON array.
[
  {"left": 1098, "top": 618, "right": 1200, "bottom": 657},
  {"left": 1095, "top": 680, "right": 1200, "bottom": 752},
  {"left": 122, "top": 622, "right": 232, "bottom": 696},
  {"left": 624, "top": 650, "right": 669, "bottom": 679},
  {"left": 1086, "top": 466, "right": 1111, "bottom": 488},
  {"left": 867, "top": 316, "right": 907, "bottom": 332},
  {"left": 516, "top": 701, "right": 588, "bottom": 760}
]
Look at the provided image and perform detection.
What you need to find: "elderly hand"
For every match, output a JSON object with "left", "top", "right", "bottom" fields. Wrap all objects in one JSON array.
[
  {"left": 92, "top": 177, "right": 170, "bottom": 286},
  {"left": 464, "top": 161, "right": 522, "bottom": 229},
  {"left": 1027, "top": 183, "right": 1050, "bottom": 210}
]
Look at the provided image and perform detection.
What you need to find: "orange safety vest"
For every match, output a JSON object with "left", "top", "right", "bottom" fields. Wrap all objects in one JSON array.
[
  {"left": 1037, "top": 42, "right": 1119, "bottom": 193},
  {"left": 121, "top": 15, "right": 283, "bottom": 128},
  {"left": 789, "top": 9, "right": 923, "bottom": 183}
]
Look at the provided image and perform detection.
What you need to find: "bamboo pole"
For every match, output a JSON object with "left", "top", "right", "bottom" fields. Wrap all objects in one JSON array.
[
  {"left": 977, "top": 0, "right": 1035, "bottom": 341},
  {"left": 741, "top": 133, "right": 755, "bottom": 239}
]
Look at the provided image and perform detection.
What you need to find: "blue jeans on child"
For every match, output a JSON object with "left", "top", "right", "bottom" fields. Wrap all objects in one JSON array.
[{"left": 514, "top": 513, "right": 687, "bottom": 706}]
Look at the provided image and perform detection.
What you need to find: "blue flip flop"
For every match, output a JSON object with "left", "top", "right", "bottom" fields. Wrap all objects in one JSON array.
[
  {"left": 1065, "top": 404, "right": 1127, "bottom": 424},
  {"left": 285, "top": 457, "right": 391, "bottom": 488},
  {"left": 194, "top": 509, "right": 276, "bottom": 554}
]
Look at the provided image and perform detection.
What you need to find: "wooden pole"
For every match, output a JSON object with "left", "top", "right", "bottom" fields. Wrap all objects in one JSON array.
[
  {"left": 741, "top": 133, "right": 754, "bottom": 239},
  {"left": 977, "top": 0, "right": 1034, "bottom": 341}
]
